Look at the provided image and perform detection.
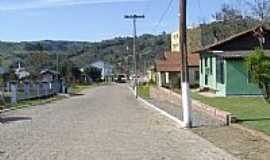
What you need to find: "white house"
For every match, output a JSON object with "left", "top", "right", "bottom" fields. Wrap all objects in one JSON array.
[{"left": 90, "top": 60, "right": 113, "bottom": 80}]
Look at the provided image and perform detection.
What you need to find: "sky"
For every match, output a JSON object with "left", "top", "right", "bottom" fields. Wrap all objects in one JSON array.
[{"left": 0, "top": 0, "right": 243, "bottom": 42}]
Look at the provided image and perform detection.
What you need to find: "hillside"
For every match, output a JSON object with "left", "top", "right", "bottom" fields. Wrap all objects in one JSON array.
[{"left": 0, "top": 33, "right": 170, "bottom": 74}]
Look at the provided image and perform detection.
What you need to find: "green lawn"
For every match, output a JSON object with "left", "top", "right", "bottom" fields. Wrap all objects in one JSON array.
[
  {"left": 138, "top": 84, "right": 150, "bottom": 99},
  {"left": 192, "top": 92, "right": 270, "bottom": 134}
]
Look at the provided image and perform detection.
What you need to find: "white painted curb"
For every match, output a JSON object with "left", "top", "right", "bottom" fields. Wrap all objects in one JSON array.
[{"left": 127, "top": 86, "right": 185, "bottom": 128}]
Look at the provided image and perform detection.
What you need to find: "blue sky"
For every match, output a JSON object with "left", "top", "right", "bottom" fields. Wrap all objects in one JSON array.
[{"left": 0, "top": 0, "right": 242, "bottom": 42}]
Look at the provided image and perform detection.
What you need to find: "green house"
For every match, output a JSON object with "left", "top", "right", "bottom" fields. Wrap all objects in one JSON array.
[{"left": 198, "top": 26, "right": 270, "bottom": 96}]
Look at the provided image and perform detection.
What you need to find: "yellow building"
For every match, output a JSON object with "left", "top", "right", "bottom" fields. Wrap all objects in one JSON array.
[
  {"left": 171, "top": 27, "right": 203, "bottom": 53},
  {"left": 171, "top": 31, "right": 180, "bottom": 52}
]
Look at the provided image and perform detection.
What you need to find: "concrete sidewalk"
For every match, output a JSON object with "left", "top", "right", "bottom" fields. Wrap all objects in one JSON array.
[{"left": 147, "top": 98, "right": 224, "bottom": 127}]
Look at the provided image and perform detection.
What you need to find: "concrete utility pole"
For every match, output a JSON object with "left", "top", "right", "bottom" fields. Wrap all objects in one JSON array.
[
  {"left": 124, "top": 14, "right": 145, "bottom": 98},
  {"left": 179, "top": 0, "right": 192, "bottom": 127},
  {"left": 56, "top": 53, "right": 59, "bottom": 73}
]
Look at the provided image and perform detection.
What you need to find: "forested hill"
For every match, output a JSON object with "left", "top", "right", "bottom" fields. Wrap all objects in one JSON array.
[{"left": 0, "top": 33, "right": 170, "bottom": 73}]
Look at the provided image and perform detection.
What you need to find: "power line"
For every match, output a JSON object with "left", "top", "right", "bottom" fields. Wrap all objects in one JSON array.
[{"left": 152, "top": 0, "right": 175, "bottom": 33}]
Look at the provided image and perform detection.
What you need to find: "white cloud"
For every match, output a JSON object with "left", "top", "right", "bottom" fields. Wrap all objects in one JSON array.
[{"left": 0, "top": 0, "right": 146, "bottom": 11}]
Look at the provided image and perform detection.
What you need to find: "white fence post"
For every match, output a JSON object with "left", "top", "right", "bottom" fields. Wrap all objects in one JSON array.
[
  {"left": 10, "top": 82, "right": 17, "bottom": 104},
  {"left": 24, "top": 81, "right": 30, "bottom": 98}
]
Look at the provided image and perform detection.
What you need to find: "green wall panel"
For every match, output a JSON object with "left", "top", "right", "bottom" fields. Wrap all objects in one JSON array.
[{"left": 226, "top": 59, "right": 262, "bottom": 95}]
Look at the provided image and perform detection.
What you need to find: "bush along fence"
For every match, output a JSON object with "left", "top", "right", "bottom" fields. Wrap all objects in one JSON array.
[{"left": 5, "top": 80, "right": 67, "bottom": 104}]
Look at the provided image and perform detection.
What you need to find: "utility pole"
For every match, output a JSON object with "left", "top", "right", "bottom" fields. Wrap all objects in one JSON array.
[
  {"left": 56, "top": 53, "right": 59, "bottom": 73},
  {"left": 124, "top": 14, "right": 145, "bottom": 98},
  {"left": 179, "top": 0, "right": 192, "bottom": 127}
]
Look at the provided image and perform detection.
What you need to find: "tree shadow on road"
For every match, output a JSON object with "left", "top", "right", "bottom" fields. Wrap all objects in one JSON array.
[{"left": 0, "top": 116, "right": 32, "bottom": 124}]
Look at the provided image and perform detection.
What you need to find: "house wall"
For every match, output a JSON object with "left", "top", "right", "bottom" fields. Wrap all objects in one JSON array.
[
  {"left": 189, "top": 67, "right": 199, "bottom": 86},
  {"left": 161, "top": 72, "right": 167, "bottom": 87},
  {"left": 199, "top": 53, "right": 226, "bottom": 96},
  {"left": 91, "top": 61, "right": 105, "bottom": 79},
  {"left": 169, "top": 72, "right": 181, "bottom": 89},
  {"left": 157, "top": 70, "right": 197, "bottom": 89},
  {"left": 200, "top": 53, "right": 263, "bottom": 96},
  {"left": 226, "top": 59, "right": 262, "bottom": 95},
  {"left": 41, "top": 74, "right": 54, "bottom": 82}
]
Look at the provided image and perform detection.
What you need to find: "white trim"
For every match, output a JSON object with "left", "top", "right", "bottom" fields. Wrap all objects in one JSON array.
[
  {"left": 157, "top": 72, "right": 162, "bottom": 87},
  {"left": 165, "top": 72, "right": 169, "bottom": 84},
  {"left": 182, "top": 82, "right": 192, "bottom": 127},
  {"left": 210, "top": 50, "right": 224, "bottom": 53}
]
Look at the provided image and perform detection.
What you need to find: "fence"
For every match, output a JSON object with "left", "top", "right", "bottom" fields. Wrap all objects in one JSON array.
[{"left": 4, "top": 80, "right": 65, "bottom": 104}]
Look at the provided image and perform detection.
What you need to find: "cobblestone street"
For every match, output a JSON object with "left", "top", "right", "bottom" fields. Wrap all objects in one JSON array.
[{"left": 0, "top": 84, "right": 238, "bottom": 160}]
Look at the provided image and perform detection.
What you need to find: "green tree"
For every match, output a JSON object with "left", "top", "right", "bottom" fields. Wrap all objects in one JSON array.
[
  {"left": 214, "top": 4, "right": 243, "bottom": 22},
  {"left": 85, "top": 67, "right": 101, "bottom": 82},
  {"left": 59, "top": 58, "right": 74, "bottom": 83},
  {"left": 25, "top": 52, "right": 50, "bottom": 75},
  {"left": 246, "top": 48, "right": 270, "bottom": 102}
]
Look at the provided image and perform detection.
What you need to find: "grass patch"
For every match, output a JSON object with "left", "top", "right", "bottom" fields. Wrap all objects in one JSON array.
[
  {"left": 192, "top": 92, "right": 270, "bottom": 135},
  {"left": 69, "top": 84, "right": 95, "bottom": 93},
  {"left": 138, "top": 84, "right": 150, "bottom": 99}
]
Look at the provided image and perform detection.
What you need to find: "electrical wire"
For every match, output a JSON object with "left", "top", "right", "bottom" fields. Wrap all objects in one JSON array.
[{"left": 152, "top": 0, "right": 175, "bottom": 33}]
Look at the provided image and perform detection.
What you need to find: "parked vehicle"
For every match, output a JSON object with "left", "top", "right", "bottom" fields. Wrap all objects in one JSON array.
[{"left": 116, "top": 74, "right": 127, "bottom": 83}]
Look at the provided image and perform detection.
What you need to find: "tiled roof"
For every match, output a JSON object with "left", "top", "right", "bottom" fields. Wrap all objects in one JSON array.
[{"left": 156, "top": 52, "right": 199, "bottom": 72}]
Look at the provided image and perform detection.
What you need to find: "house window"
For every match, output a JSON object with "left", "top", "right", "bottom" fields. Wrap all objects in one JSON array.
[{"left": 216, "top": 58, "right": 225, "bottom": 84}]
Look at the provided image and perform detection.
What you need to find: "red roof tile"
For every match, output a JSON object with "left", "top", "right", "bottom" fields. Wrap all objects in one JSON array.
[{"left": 156, "top": 51, "right": 199, "bottom": 72}]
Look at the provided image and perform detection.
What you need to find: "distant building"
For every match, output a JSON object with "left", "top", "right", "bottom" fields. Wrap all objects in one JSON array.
[
  {"left": 155, "top": 30, "right": 200, "bottom": 89},
  {"left": 40, "top": 69, "right": 60, "bottom": 82},
  {"left": 155, "top": 51, "right": 200, "bottom": 88},
  {"left": 90, "top": 60, "right": 113, "bottom": 80},
  {"left": 171, "top": 31, "right": 180, "bottom": 52}
]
